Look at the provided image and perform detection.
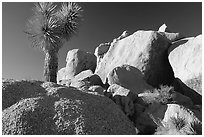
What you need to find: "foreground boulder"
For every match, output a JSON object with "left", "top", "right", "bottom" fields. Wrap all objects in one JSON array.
[
  {"left": 2, "top": 80, "right": 136, "bottom": 135},
  {"left": 168, "top": 35, "right": 202, "bottom": 93},
  {"left": 2, "top": 79, "right": 44, "bottom": 110},
  {"left": 57, "top": 49, "right": 97, "bottom": 82},
  {"left": 107, "top": 65, "right": 153, "bottom": 92},
  {"left": 95, "top": 30, "right": 174, "bottom": 87}
]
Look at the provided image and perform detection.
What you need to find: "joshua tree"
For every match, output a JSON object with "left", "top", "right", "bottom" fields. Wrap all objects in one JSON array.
[{"left": 25, "top": 2, "right": 82, "bottom": 83}]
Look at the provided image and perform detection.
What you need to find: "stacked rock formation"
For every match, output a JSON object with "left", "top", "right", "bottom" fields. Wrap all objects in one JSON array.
[{"left": 2, "top": 24, "right": 202, "bottom": 135}]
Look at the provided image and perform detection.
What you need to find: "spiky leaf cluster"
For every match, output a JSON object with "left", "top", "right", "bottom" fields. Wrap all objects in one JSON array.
[
  {"left": 25, "top": 2, "right": 82, "bottom": 53},
  {"left": 56, "top": 2, "right": 82, "bottom": 41}
]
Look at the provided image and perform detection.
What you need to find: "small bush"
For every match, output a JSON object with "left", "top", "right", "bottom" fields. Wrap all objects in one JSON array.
[
  {"left": 154, "top": 115, "right": 197, "bottom": 135},
  {"left": 170, "top": 115, "right": 186, "bottom": 130},
  {"left": 140, "top": 85, "right": 174, "bottom": 104}
]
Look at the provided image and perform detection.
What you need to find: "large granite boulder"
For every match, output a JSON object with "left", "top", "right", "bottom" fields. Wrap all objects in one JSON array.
[
  {"left": 2, "top": 80, "right": 137, "bottom": 135},
  {"left": 95, "top": 30, "right": 174, "bottom": 88},
  {"left": 57, "top": 49, "right": 97, "bottom": 82},
  {"left": 94, "top": 31, "right": 129, "bottom": 67},
  {"left": 107, "top": 64, "right": 153, "bottom": 92},
  {"left": 168, "top": 35, "right": 202, "bottom": 93}
]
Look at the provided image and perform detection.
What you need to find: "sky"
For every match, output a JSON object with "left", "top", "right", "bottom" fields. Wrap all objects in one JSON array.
[{"left": 2, "top": 2, "right": 202, "bottom": 81}]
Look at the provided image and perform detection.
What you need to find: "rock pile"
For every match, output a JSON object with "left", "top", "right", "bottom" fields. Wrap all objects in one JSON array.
[
  {"left": 2, "top": 24, "right": 202, "bottom": 135},
  {"left": 2, "top": 80, "right": 137, "bottom": 135}
]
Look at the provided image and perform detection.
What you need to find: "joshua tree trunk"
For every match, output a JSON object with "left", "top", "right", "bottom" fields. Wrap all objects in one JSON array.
[{"left": 44, "top": 50, "right": 58, "bottom": 83}]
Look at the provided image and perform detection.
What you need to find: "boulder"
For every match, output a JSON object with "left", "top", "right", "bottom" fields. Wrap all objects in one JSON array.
[
  {"left": 58, "top": 79, "right": 71, "bottom": 86},
  {"left": 158, "top": 24, "right": 184, "bottom": 42},
  {"left": 57, "top": 67, "right": 67, "bottom": 83},
  {"left": 2, "top": 81, "right": 137, "bottom": 135},
  {"left": 116, "top": 30, "right": 129, "bottom": 40},
  {"left": 94, "top": 30, "right": 129, "bottom": 68},
  {"left": 57, "top": 49, "right": 97, "bottom": 82},
  {"left": 168, "top": 35, "right": 202, "bottom": 88},
  {"left": 66, "top": 49, "right": 97, "bottom": 75},
  {"left": 112, "top": 95, "right": 135, "bottom": 117},
  {"left": 70, "top": 70, "right": 104, "bottom": 89},
  {"left": 2, "top": 79, "right": 45, "bottom": 110},
  {"left": 107, "top": 84, "right": 138, "bottom": 102},
  {"left": 158, "top": 24, "right": 168, "bottom": 32},
  {"left": 107, "top": 64, "right": 153, "bottom": 92},
  {"left": 70, "top": 80, "right": 91, "bottom": 91},
  {"left": 185, "top": 75, "right": 202, "bottom": 95},
  {"left": 171, "top": 91, "right": 193, "bottom": 107},
  {"left": 58, "top": 69, "right": 104, "bottom": 88},
  {"left": 88, "top": 85, "right": 105, "bottom": 95},
  {"left": 158, "top": 24, "right": 183, "bottom": 42},
  {"left": 159, "top": 32, "right": 183, "bottom": 42},
  {"left": 80, "top": 74, "right": 104, "bottom": 87},
  {"left": 95, "top": 30, "right": 174, "bottom": 88},
  {"left": 72, "top": 70, "right": 94, "bottom": 82},
  {"left": 135, "top": 102, "right": 167, "bottom": 134},
  {"left": 172, "top": 78, "right": 202, "bottom": 105},
  {"left": 107, "top": 84, "right": 136, "bottom": 117}
]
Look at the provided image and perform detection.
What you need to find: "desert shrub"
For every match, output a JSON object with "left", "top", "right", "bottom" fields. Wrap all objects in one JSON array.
[
  {"left": 170, "top": 115, "right": 186, "bottom": 130},
  {"left": 140, "top": 85, "right": 174, "bottom": 104},
  {"left": 154, "top": 115, "right": 197, "bottom": 135}
]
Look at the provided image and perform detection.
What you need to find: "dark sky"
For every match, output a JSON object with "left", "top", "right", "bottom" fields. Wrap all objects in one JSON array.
[{"left": 2, "top": 2, "right": 202, "bottom": 80}]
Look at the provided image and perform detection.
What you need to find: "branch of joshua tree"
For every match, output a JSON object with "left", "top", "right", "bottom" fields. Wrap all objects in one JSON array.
[
  {"left": 25, "top": 2, "right": 82, "bottom": 52},
  {"left": 33, "top": 2, "right": 57, "bottom": 18},
  {"left": 25, "top": 2, "right": 82, "bottom": 83},
  {"left": 56, "top": 2, "right": 83, "bottom": 41}
]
